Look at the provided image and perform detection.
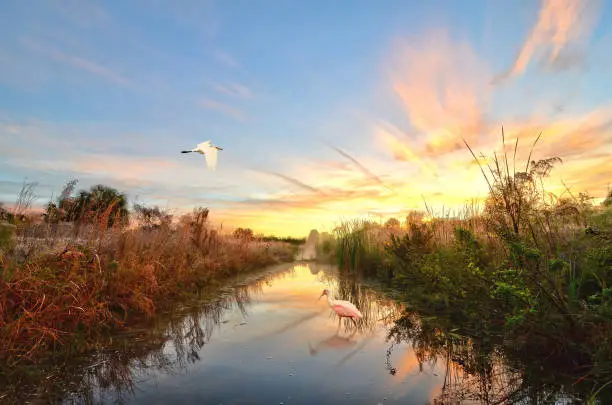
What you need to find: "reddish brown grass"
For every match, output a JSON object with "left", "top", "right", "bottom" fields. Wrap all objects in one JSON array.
[{"left": 0, "top": 208, "right": 297, "bottom": 363}]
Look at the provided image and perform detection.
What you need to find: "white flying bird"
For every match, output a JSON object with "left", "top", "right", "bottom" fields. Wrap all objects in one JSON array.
[{"left": 181, "top": 140, "right": 223, "bottom": 170}]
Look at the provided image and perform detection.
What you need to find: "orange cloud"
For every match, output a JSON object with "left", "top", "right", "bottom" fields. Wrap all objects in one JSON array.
[
  {"left": 495, "top": 0, "right": 599, "bottom": 82},
  {"left": 538, "top": 108, "right": 612, "bottom": 159},
  {"left": 5, "top": 6, "right": 612, "bottom": 240},
  {"left": 475, "top": 107, "right": 612, "bottom": 164},
  {"left": 375, "top": 122, "right": 439, "bottom": 177},
  {"left": 388, "top": 30, "right": 490, "bottom": 157},
  {"left": 451, "top": 108, "right": 612, "bottom": 202}
]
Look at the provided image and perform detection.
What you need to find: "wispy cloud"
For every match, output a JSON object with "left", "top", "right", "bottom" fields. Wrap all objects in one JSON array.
[
  {"left": 198, "top": 98, "right": 245, "bottom": 120},
  {"left": 21, "top": 37, "right": 132, "bottom": 86},
  {"left": 262, "top": 171, "right": 326, "bottom": 195},
  {"left": 2, "top": 1, "right": 612, "bottom": 238},
  {"left": 132, "top": 0, "right": 220, "bottom": 39},
  {"left": 494, "top": 0, "right": 600, "bottom": 82},
  {"left": 231, "top": 186, "right": 391, "bottom": 211},
  {"left": 214, "top": 51, "right": 239, "bottom": 68},
  {"left": 212, "top": 82, "right": 253, "bottom": 99},
  {"left": 326, "top": 143, "right": 390, "bottom": 190},
  {"left": 4, "top": 153, "right": 177, "bottom": 187},
  {"left": 49, "top": 0, "right": 109, "bottom": 27},
  {"left": 0, "top": 118, "right": 245, "bottom": 208}
]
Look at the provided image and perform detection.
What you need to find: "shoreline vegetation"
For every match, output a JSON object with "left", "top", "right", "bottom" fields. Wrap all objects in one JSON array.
[
  {"left": 0, "top": 181, "right": 303, "bottom": 365},
  {"left": 0, "top": 265, "right": 294, "bottom": 404},
  {"left": 321, "top": 133, "right": 612, "bottom": 402},
  {"left": 1, "top": 130, "right": 611, "bottom": 402}
]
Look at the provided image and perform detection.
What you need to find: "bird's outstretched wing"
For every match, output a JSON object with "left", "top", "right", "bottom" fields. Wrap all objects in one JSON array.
[
  {"left": 204, "top": 147, "right": 218, "bottom": 170},
  {"left": 198, "top": 143, "right": 218, "bottom": 170},
  {"left": 196, "top": 140, "right": 212, "bottom": 150}
]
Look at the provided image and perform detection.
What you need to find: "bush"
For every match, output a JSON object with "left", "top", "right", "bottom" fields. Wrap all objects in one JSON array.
[
  {"left": 0, "top": 180, "right": 299, "bottom": 363},
  {"left": 334, "top": 129, "right": 612, "bottom": 401}
]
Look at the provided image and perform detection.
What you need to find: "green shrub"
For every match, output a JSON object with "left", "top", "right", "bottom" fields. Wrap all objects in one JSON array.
[{"left": 0, "top": 222, "right": 16, "bottom": 253}]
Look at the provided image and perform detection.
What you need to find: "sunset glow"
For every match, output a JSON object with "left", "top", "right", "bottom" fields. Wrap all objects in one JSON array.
[{"left": 1, "top": 0, "right": 611, "bottom": 237}]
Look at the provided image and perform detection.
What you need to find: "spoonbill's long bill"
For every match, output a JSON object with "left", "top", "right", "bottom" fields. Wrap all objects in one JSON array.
[
  {"left": 181, "top": 140, "right": 223, "bottom": 170},
  {"left": 319, "top": 288, "right": 362, "bottom": 328}
]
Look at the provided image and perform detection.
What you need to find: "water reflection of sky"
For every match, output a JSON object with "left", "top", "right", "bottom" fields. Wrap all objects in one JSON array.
[{"left": 112, "top": 262, "right": 445, "bottom": 405}]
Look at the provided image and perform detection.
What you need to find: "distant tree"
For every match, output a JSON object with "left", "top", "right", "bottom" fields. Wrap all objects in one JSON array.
[
  {"left": 405, "top": 211, "right": 425, "bottom": 226},
  {"left": 44, "top": 180, "right": 129, "bottom": 228},
  {"left": 233, "top": 227, "right": 254, "bottom": 240},
  {"left": 0, "top": 202, "right": 14, "bottom": 223},
  {"left": 261, "top": 235, "right": 306, "bottom": 245},
  {"left": 133, "top": 203, "right": 173, "bottom": 229},
  {"left": 43, "top": 201, "right": 60, "bottom": 224},
  {"left": 604, "top": 189, "right": 612, "bottom": 207},
  {"left": 385, "top": 217, "right": 401, "bottom": 229},
  {"left": 73, "top": 185, "right": 129, "bottom": 227}
]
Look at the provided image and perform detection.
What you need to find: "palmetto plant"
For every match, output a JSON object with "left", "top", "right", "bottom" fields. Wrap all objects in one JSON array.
[{"left": 45, "top": 182, "right": 129, "bottom": 229}]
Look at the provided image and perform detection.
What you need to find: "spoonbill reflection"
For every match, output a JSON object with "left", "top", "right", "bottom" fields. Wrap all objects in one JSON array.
[
  {"left": 318, "top": 289, "right": 362, "bottom": 328},
  {"left": 181, "top": 140, "right": 223, "bottom": 170},
  {"left": 308, "top": 328, "right": 358, "bottom": 356}
]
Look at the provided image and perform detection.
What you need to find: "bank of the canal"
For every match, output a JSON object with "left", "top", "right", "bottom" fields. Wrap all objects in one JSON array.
[{"left": 1, "top": 261, "right": 607, "bottom": 404}]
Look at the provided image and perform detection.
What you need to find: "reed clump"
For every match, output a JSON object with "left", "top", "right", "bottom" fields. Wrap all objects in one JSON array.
[
  {"left": 0, "top": 184, "right": 298, "bottom": 363},
  {"left": 333, "top": 129, "right": 612, "bottom": 400}
]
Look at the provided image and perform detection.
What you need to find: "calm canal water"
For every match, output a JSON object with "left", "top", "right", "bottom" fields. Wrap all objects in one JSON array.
[{"left": 2, "top": 262, "right": 588, "bottom": 404}]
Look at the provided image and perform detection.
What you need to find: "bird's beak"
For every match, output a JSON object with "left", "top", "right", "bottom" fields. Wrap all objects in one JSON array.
[{"left": 216, "top": 146, "right": 223, "bottom": 150}]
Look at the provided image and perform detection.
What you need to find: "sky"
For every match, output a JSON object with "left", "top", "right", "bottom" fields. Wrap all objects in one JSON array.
[{"left": 1, "top": 0, "right": 612, "bottom": 238}]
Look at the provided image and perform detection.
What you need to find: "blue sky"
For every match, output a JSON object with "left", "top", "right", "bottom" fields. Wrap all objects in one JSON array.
[{"left": 1, "top": 0, "right": 612, "bottom": 237}]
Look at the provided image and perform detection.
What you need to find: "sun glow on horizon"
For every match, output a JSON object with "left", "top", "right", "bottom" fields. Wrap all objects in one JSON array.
[{"left": 1, "top": 0, "right": 611, "bottom": 239}]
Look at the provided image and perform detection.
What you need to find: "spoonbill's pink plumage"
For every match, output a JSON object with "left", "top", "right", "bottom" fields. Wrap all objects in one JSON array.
[{"left": 319, "top": 289, "right": 362, "bottom": 327}]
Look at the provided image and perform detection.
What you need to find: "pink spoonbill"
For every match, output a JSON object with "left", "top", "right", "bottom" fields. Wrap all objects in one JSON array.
[{"left": 318, "top": 289, "right": 362, "bottom": 328}]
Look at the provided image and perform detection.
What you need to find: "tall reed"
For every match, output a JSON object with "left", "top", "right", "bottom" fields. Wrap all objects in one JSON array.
[{"left": 332, "top": 128, "right": 612, "bottom": 400}]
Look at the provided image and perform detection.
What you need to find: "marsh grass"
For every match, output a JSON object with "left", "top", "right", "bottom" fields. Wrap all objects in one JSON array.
[
  {"left": 331, "top": 129, "right": 612, "bottom": 401},
  {"left": 0, "top": 269, "right": 282, "bottom": 404},
  {"left": 384, "top": 308, "right": 610, "bottom": 404},
  {"left": 0, "top": 184, "right": 298, "bottom": 364},
  {"left": 334, "top": 219, "right": 391, "bottom": 272}
]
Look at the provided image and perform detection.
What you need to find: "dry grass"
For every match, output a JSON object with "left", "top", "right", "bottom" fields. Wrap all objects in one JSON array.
[
  {"left": 0, "top": 206, "right": 297, "bottom": 363},
  {"left": 0, "top": 268, "right": 289, "bottom": 403}
]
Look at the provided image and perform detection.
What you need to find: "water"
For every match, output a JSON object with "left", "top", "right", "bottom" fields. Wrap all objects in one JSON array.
[{"left": 0, "top": 262, "right": 599, "bottom": 404}]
